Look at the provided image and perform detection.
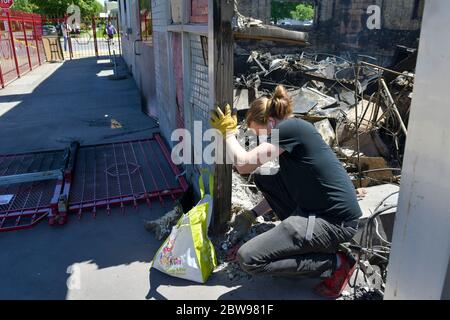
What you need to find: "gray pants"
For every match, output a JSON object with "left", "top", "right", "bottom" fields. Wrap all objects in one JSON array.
[{"left": 237, "top": 174, "right": 358, "bottom": 278}]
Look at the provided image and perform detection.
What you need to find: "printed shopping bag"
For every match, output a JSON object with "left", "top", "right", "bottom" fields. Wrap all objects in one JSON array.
[{"left": 151, "top": 171, "right": 217, "bottom": 283}]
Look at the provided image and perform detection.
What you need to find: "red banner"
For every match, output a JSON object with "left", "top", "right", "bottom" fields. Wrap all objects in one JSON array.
[{"left": 0, "top": 0, "right": 14, "bottom": 9}]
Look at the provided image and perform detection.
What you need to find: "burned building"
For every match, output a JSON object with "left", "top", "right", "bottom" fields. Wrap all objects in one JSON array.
[
  {"left": 313, "top": 0, "right": 424, "bottom": 60},
  {"left": 237, "top": 0, "right": 424, "bottom": 64},
  {"left": 237, "top": 0, "right": 272, "bottom": 24}
]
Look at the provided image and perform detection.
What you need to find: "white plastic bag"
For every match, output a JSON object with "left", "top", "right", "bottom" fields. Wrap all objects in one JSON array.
[{"left": 151, "top": 171, "right": 217, "bottom": 283}]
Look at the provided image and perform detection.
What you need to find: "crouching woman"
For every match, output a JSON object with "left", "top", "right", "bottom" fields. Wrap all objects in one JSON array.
[{"left": 210, "top": 85, "right": 362, "bottom": 298}]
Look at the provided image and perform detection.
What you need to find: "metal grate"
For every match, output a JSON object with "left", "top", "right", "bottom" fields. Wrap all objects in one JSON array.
[
  {"left": 188, "top": 34, "right": 214, "bottom": 191},
  {"left": 190, "top": 34, "right": 210, "bottom": 124},
  {"left": 69, "top": 134, "right": 188, "bottom": 217},
  {"left": 0, "top": 150, "right": 66, "bottom": 231}
]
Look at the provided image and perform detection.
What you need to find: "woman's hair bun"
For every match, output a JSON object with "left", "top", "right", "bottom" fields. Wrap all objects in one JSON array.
[
  {"left": 273, "top": 85, "right": 288, "bottom": 100},
  {"left": 266, "top": 85, "right": 293, "bottom": 120}
]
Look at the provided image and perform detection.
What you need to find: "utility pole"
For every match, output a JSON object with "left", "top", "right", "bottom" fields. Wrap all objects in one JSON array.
[{"left": 209, "top": 0, "right": 234, "bottom": 235}]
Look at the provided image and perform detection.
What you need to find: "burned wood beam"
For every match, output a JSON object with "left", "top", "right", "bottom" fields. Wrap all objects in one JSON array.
[
  {"left": 209, "top": 0, "right": 234, "bottom": 236},
  {"left": 234, "top": 25, "right": 309, "bottom": 45}
]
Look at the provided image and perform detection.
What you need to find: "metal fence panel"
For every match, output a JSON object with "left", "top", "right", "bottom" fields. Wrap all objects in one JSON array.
[
  {"left": 0, "top": 10, "right": 43, "bottom": 89},
  {"left": 0, "top": 14, "right": 17, "bottom": 85},
  {"left": 68, "top": 135, "right": 188, "bottom": 218},
  {"left": 0, "top": 150, "right": 66, "bottom": 232}
]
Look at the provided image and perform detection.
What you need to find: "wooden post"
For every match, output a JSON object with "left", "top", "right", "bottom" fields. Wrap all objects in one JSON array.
[
  {"left": 92, "top": 16, "right": 99, "bottom": 57},
  {"left": 208, "top": 0, "right": 234, "bottom": 235}
]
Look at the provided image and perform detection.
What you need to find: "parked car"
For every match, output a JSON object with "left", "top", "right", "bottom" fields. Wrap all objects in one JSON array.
[{"left": 42, "top": 25, "right": 57, "bottom": 36}]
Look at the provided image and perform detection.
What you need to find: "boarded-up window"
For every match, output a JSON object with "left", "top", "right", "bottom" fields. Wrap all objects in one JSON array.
[{"left": 191, "top": 0, "right": 208, "bottom": 23}]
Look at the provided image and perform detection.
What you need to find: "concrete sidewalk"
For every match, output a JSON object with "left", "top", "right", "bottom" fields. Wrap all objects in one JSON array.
[
  {"left": 0, "top": 58, "right": 321, "bottom": 300},
  {"left": 0, "top": 57, "right": 158, "bottom": 154}
]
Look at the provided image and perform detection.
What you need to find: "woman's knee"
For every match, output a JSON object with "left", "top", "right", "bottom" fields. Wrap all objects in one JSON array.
[
  {"left": 236, "top": 242, "right": 261, "bottom": 275},
  {"left": 236, "top": 243, "right": 252, "bottom": 267}
]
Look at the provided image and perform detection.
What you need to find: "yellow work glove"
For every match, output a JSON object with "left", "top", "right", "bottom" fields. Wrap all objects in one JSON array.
[
  {"left": 209, "top": 104, "right": 238, "bottom": 138},
  {"left": 229, "top": 210, "right": 257, "bottom": 245}
]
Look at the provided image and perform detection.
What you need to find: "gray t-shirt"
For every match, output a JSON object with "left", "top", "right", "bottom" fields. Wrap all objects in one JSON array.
[{"left": 274, "top": 118, "right": 362, "bottom": 222}]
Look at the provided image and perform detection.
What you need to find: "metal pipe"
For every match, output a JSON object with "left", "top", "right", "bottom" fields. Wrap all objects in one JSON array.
[
  {"left": 360, "top": 61, "right": 415, "bottom": 79},
  {"left": 372, "top": 71, "right": 383, "bottom": 127},
  {"left": 7, "top": 10, "right": 21, "bottom": 78},
  {"left": 0, "top": 170, "right": 63, "bottom": 187},
  {"left": 32, "top": 18, "right": 41, "bottom": 66},
  {"left": 355, "top": 63, "right": 363, "bottom": 188},
  {"left": 381, "top": 78, "right": 408, "bottom": 137},
  {"left": 363, "top": 168, "right": 402, "bottom": 174},
  {"left": 22, "top": 16, "right": 32, "bottom": 71},
  {"left": 0, "top": 26, "right": 4, "bottom": 88}
]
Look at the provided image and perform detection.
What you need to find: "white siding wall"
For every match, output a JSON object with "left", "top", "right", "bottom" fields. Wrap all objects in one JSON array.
[{"left": 385, "top": 0, "right": 450, "bottom": 300}]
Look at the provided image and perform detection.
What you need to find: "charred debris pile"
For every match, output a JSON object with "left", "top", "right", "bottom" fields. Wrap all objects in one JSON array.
[
  {"left": 226, "top": 46, "right": 417, "bottom": 299},
  {"left": 234, "top": 46, "right": 417, "bottom": 189}
]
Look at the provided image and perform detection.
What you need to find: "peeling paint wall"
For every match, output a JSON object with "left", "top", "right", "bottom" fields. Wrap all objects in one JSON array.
[{"left": 191, "top": 0, "right": 208, "bottom": 23}]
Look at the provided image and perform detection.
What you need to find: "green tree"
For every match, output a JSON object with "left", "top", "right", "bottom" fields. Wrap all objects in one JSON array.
[
  {"left": 271, "top": 1, "right": 298, "bottom": 24},
  {"left": 29, "top": 0, "right": 103, "bottom": 17},
  {"left": 11, "top": 0, "right": 38, "bottom": 13},
  {"left": 290, "top": 3, "right": 315, "bottom": 21}
]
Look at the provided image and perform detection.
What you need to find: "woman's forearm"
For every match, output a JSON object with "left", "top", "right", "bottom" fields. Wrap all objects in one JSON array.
[{"left": 225, "top": 135, "right": 281, "bottom": 167}]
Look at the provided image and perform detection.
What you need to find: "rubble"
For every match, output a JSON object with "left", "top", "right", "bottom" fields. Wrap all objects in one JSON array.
[
  {"left": 231, "top": 170, "right": 262, "bottom": 210},
  {"left": 234, "top": 47, "right": 415, "bottom": 172},
  {"left": 144, "top": 204, "right": 183, "bottom": 240},
  {"left": 338, "top": 288, "right": 384, "bottom": 301},
  {"left": 216, "top": 216, "right": 280, "bottom": 282},
  {"left": 228, "top": 46, "right": 416, "bottom": 296},
  {"left": 314, "top": 119, "right": 335, "bottom": 147}
]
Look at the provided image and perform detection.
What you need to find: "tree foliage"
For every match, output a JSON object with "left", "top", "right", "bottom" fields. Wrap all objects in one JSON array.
[
  {"left": 11, "top": 0, "right": 38, "bottom": 13},
  {"left": 290, "top": 3, "right": 315, "bottom": 21},
  {"left": 14, "top": 0, "right": 104, "bottom": 17},
  {"left": 271, "top": 1, "right": 298, "bottom": 24},
  {"left": 271, "top": 1, "right": 315, "bottom": 23}
]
